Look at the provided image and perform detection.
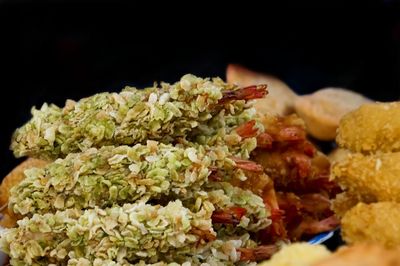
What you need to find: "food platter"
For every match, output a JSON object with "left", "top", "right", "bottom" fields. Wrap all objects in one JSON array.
[{"left": 1, "top": 66, "right": 399, "bottom": 265}]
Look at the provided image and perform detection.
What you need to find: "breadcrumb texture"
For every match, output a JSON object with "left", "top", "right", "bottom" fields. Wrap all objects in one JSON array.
[
  {"left": 313, "top": 244, "right": 400, "bottom": 266},
  {"left": 341, "top": 202, "right": 400, "bottom": 248},
  {"left": 332, "top": 152, "right": 400, "bottom": 202},
  {"left": 258, "top": 243, "right": 331, "bottom": 266},
  {"left": 337, "top": 102, "right": 400, "bottom": 153}
]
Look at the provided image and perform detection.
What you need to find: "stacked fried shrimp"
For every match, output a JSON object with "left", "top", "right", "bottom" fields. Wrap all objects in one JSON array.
[
  {"left": 331, "top": 102, "right": 400, "bottom": 248},
  {"left": 0, "top": 74, "right": 339, "bottom": 266},
  {"left": 2, "top": 75, "right": 278, "bottom": 266}
]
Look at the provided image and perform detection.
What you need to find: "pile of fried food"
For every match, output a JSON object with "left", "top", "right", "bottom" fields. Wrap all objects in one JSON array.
[
  {"left": 0, "top": 73, "right": 340, "bottom": 266},
  {"left": 1, "top": 64, "right": 399, "bottom": 266},
  {"left": 332, "top": 102, "right": 400, "bottom": 248},
  {"left": 227, "top": 65, "right": 400, "bottom": 265}
]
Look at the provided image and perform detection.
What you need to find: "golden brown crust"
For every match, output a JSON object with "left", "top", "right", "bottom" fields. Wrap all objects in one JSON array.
[
  {"left": 331, "top": 192, "right": 366, "bottom": 218},
  {"left": 332, "top": 152, "right": 400, "bottom": 202},
  {"left": 337, "top": 102, "right": 400, "bottom": 153},
  {"left": 341, "top": 202, "right": 400, "bottom": 248},
  {"left": 313, "top": 243, "right": 400, "bottom": 266}
]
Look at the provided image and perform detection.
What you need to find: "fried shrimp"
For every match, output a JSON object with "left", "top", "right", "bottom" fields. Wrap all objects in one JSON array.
[
  {"left": 0, "top": 158, "right": 48, "bottom": 228},
  {"left": 332, "top": 152, "right": 400, "bottom": 202},
  {"left": 341, "top": 202, "right": 400, "bottom": 248},
  {"left": 11, "top": 74, "right": 267, "bottom": 160},
  {"left": 337, "top": 102, "right": 400, "bottom": 153}
]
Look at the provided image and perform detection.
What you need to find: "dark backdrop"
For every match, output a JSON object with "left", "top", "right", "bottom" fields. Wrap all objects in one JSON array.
[{"left": 1, "top": 6, "right": 400, "bottom": 178}]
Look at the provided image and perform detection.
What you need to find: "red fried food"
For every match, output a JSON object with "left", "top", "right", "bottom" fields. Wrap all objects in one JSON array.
[
  {"left": 220, "top": 84, "right": 268, "bottom": 104},
  {"left": 252, "top": 114, "right": 340, "bottom": 196},
  {"left": 211, "top": 206, "right": 247, "bottom": 225},
  {"left": 238, "top": 245, "right": 279, "bottom": 262}
]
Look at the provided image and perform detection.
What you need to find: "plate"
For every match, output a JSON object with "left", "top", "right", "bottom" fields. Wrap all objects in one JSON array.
[{"left": 308, "top": 230, "right": 335, "bottom": 245}]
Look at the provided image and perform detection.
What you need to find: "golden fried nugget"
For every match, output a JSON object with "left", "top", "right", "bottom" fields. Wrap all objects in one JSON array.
[
  {"left": 313, "top": 244, "right": 400, "bottom": 266},
  {"left": 0, "top": 158, "right": 48, "bottom": 228},
  {"left": 259, "top": 243, "right": 331, "bottom": 266},
  {"left": 341, "top": 202, "right": 400, "bottom": 248},
  {"left": 226, "top": 64, "right": 298, "bottom": 116},
  {"left": 332, "top": 152, "right": 400, "bottom": 202},
  {"left": 331, "top": 192, "right": 366, "bottom": 218},
  {"left": 337, "top": 102, "right": 400, "bottom": 153},
  {"left": 295, "top": 88, "right": 370, "bottom": 141}
]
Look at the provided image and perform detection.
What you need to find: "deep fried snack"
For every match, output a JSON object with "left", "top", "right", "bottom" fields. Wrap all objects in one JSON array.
[
  {"left": 253, "top": 114, "right": 338, "bottom": 196},
  {"left": 313, "top": 244, "right": 400, "bottom": 266},
  {"left": 0, "top": 158, "right": 48, "bottom": 228},
  {"left": 226, "top": 64, "right": 297, "bottom": 116},
  {"left": 331, "top": 192, "right": 363, "bottom": 218},
  {"left": 332, "top": 152, "right": 400, "bottom": 202},
  {"left": 0, "top": 158, "right": 48, "bottom": 208},
  {"left": 259, "top": 243, "right": 332, "bottom": 266},
  {"left": 337, "top": 102, "right": 400, "bottom": 153},
  {"left": 11, "top": 74, "right": 266, "bottom": 160},
  {"left": 341, "top": 202, "right": 400, "bottom": 248},
  {"left": 294, "top": 88, "right": 370, "bottom": 141}
]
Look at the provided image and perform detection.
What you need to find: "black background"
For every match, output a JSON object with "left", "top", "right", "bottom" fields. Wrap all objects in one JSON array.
[{"left": 1, "top": 4, "right": 400, "bottom": 179}]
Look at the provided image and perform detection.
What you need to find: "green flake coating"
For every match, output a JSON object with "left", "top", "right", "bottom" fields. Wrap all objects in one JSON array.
[
  {"left": 0, "top": 200, "right": 216, "bottom": 265},
  {"left": 9, "top": 142, "right": 241, "bottom": 216},
  {"left": 11, "top": 75, "right": 253, "bottom": 160}
]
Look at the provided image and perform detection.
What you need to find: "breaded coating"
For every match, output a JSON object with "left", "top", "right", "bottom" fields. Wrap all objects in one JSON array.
[
  {"left": 259, "top": 243, "right": 331, "bottom": 266},
  {"left": 313, "top": 244, "right": 400, "bottom": 266},
  {"left": 0, "top": 158, "right": 48, "bottom": 228},
  {"left": 331, "top": 192, "right": 362, "bottom": 218},
  {"left": 332, "top": 152, "right": 400, "bottom": 202},
  {"left": 337, "top": 102, "right": 400, "bottom": 153},
  {"left": 341, "top": 202, "right": 400, "bottom": 248},
  {"left": 0, "top": 158, "right": 48, "bottom": 208}
]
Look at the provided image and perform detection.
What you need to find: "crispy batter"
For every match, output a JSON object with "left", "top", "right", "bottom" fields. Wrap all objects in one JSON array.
[
  {"left": 294, "top": 88, "right": 370, "bottom": 141},
  {"left": 226, "top": 64, "right": 298, "bottom": 116},
  {"left": 259, "top": 243, "right": 331, "bottom": 266},
  {"left": 313, "top": 244, "right": 400, "bottom": 266},
  {"left": 341, "top": 202, "right": 400, "bottom": 248},
  {"left": 337, "top": 102, "right": 400, "bottom": 153},
  {"left": 332, "top": 152, "right": 400, "bottom": 202},
  {"left": 0, "top": 158, "right": 48, "bottom": 228},
  {"left": 331, "top": 192, "right": 363, "bottom": 218}
]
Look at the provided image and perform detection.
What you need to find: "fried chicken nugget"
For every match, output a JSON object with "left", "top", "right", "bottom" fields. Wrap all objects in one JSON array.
[
  {"left": 332, "top": 152, "right": 400, "bottom": 202},
  {"left": 313, "top": 244, "right": 400, "bottom": 266},
  {"left": 341, "top": 202, "right": 400, "bottom": 248},
  {"left": 0, "top": 158, "right": 48, "bottom": 228},
  {"left": 337, "top": 102, "right": 400, "bottom": 153},
  {"left": 331, "top": 192, "right": 361, "bottom": 218}
]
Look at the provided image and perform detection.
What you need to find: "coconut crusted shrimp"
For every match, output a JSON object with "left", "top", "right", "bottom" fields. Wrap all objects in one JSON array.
[{"left": 11, "top": 75, "right": 267, "bottom": 160}]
